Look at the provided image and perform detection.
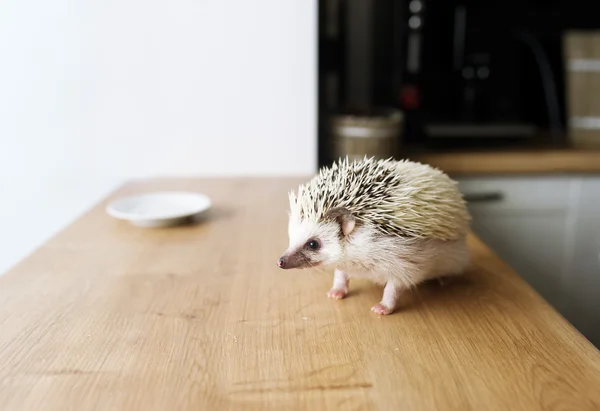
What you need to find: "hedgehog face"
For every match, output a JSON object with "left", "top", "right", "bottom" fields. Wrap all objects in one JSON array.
[
  {"left": 277, "top": 209, "right": 356, "bottom": 270},
  {"left": 277, "top": 219, "right": 342, "bottom": 270}
]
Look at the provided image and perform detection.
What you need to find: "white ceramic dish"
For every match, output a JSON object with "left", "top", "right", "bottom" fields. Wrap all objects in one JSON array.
[{"left": 106, "top": 191, "right": 211, "bottom": 227}]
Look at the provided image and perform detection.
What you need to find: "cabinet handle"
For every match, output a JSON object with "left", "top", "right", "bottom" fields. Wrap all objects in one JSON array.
[{"left": 463, "top": 192, "right": 504, "bottom": 203}]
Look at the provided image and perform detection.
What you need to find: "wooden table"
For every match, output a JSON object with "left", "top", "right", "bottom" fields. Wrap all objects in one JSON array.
[{"left": 1, "top": 178, "right": 600, "bottom": 411}]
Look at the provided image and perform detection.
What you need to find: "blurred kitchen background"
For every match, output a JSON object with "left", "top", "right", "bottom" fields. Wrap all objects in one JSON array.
[
  {"left": 318, "top": 0, "right": 600, "bottom": 347},
  {"left": 1, "top": 1, "right": 599, "bottom": 347}
]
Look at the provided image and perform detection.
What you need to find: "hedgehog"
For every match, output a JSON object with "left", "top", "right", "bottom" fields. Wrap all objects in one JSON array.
[{"left": 277, "top": 156, "right": 471, "bottom": 315}]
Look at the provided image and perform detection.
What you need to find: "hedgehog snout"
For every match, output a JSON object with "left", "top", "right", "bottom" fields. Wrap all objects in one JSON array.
[
  {"left": 277, "top": 249, "right": 310, "bottom": 270},
  {"left": 277, "top": 253, "right": 294, "bottom": 269},
  {"left": 279, "top": 255, "right": 299, "bottom": 269}
]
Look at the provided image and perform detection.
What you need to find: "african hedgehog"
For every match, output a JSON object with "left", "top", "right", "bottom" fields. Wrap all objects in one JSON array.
[{"left": 277, "top": 156, "right": 471, "bottom": 315}]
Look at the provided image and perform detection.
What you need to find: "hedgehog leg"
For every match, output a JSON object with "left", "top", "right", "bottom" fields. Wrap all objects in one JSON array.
[
  {"left": 327, "top": 268, "right": 349, "bottom": 300},
  {"left": 371, "top": 281, "right": 402, "bottom": 315}
]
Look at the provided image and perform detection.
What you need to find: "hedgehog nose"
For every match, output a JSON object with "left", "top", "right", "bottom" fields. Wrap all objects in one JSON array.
[{"left": 277, "top": 257, "right": 286, "bottom": 268}]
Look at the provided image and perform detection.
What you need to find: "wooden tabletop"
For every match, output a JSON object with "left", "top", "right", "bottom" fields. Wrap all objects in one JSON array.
[
  {"left": 1, "top": 178, "right": 600, "bottom": 411},
  {"left": 409, "top": 148, "right": 600, "bottom": 175}
]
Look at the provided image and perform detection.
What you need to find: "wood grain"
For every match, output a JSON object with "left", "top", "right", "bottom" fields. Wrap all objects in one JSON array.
[
  {"left": 1, "top": 178, "right": 600, "bottom": 411},
  {"left": 410, "top": 148, "right": 600, "bottom": 175}
]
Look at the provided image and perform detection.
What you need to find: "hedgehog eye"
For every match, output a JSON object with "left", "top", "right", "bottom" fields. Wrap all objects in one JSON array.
[{"left": 305, "top": 239, "right": 320, "bottom": 251}]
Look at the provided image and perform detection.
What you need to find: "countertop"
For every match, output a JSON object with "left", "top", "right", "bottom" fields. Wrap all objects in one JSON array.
[
  {"left": 409, "top": 147, "right": 600, "bottom": 175},
  {"left": 1, "top": 178, "right": 600, "bottom": 411}
]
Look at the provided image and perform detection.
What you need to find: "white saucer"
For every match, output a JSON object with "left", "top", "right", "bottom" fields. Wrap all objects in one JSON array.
[{"left": 106, "top": 191, "right": 212, "bottom": 227}]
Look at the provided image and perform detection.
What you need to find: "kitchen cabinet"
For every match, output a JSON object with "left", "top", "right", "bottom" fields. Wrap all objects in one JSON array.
[
  {"left": 456, "top": 175, "right": 600, "bottom": 347},
  {"left": 470, "top": 212, "right": 569, "bottom": 312},
  {"left": 563, "top": 178, "right": 600, "bottom": 345}
]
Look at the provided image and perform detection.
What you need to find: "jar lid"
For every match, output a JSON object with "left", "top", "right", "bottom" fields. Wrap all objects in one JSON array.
[{"left": 331, "top": 107, "right": 404, "bottom": 129}]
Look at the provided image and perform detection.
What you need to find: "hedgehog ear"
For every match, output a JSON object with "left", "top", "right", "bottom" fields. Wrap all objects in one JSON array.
[
  {"left": 326, "top": 207, "right": 356, "bottom": 236},
  {"left": 340, "top": 214, "right": 356, "bottom": 236}
]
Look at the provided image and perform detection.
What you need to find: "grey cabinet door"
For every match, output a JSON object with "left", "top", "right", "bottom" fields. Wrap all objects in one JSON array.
[
  {"left": 470, "top": 211, "right": 569, "bottom": 313},
  {"left": 562, "top": 178, "right": 600, "bottom": 347}
]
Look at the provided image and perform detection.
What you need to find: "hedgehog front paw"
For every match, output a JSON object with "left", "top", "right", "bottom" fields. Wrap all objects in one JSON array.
[
  {"left": 327, "top": 288, "right": 348, "bottom": 300},
  {"left": 371, "top": 303, "right": 393, "bottom": 315}
]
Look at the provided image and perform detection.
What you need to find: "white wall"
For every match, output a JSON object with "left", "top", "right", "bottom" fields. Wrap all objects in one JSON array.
[{"left": 0, "top": 0, "right": 317, "bottom": 274}]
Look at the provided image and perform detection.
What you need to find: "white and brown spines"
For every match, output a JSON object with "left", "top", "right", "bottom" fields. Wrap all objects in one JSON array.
[
  {"left": 288, "top": 156, "right": 471, "bottom": 241},
  {"left": 289, "top": 156, "right": 398, "bottom": 221}
]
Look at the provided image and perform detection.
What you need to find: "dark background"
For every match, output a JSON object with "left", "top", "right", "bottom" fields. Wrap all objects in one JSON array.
[{"left": 317, "top": 0, "right": 600, "bottom": 166}]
